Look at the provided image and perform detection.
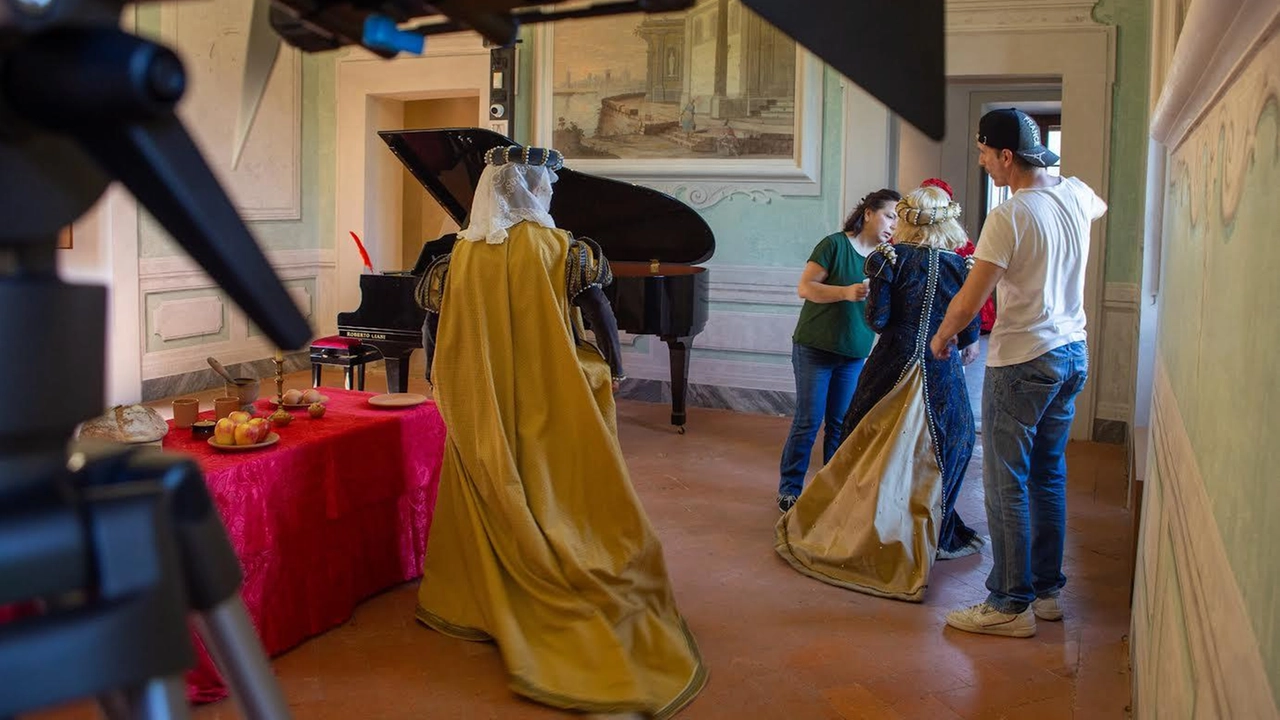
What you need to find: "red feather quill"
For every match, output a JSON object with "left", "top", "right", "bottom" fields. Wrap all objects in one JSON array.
[{"left": 348, "top": 231, "right": 374, "bottom": 274}]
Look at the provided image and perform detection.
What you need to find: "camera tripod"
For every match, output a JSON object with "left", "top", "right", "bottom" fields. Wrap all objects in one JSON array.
[{"left": 0, "top": 0, "right": 312, "bottom": 717}]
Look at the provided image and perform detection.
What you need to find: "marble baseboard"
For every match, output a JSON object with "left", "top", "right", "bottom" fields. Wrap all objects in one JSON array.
[
  {"left": 1092, "top": 418, "right": 1128, "bottom": 445},
  {"left": 616, "top": 378, "right": 796, "bottom": 417},
  {"left": 141, "top": 352, "right": 312, "bottom": 402}
]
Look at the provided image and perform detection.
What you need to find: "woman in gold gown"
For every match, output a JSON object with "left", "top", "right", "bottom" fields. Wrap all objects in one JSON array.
[{"left": 415, "top": 145, "right": 707, "bottom": 718}]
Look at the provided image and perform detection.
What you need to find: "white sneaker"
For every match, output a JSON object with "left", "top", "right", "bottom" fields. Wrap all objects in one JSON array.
[
  {"left": 1032, "top": 595, "right": 1063, "bottom": 621},
  {"left": 937, "top": 535, "right": 986, "bottom": 560},
  {"left": 945, "top": 602, "right": 1036, "bottom": 638}
]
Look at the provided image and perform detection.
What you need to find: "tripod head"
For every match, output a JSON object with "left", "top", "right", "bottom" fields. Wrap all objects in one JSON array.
[{"left": 0, "top": 0, "right": 313, "bottom": 493}]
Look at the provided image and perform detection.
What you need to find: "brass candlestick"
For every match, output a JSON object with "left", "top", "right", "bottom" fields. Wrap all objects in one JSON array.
[
  {"left": 272, "top": 350, "right": 285, "bottom": 403},
  {"left": 268, "top": 350, "right": 293, "bottom": 427}
]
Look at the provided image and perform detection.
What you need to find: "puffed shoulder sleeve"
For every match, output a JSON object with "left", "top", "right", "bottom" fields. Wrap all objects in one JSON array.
[
  {"left": 415, "top": 253, "right": 451, "bottom": 313},
  {"left": 864, "top": 242, "right": 897, "bottom": 281},
  {"left": 566, "top": 236, "right": 614, "bottom": 300}
]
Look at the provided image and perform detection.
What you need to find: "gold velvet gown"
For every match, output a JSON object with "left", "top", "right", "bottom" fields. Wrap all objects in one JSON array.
[{"left": 416, "top": 220, "right": 707, "bottom": 718}]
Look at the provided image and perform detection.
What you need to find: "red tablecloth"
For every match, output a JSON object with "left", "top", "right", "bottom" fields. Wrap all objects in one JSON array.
[{"left": 164, "top": 389, "right": 445, "bottom": 703}]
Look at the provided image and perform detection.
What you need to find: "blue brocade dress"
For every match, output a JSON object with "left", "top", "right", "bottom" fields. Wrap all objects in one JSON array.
[{"left": 774, "top": 242, "right": 981, "bottom": 602}]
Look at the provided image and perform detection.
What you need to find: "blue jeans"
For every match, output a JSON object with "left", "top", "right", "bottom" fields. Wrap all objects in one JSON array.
[
  {"left": 778, "top": 343, "right": 865, "bottom": 498},
  {"left": 982, "top": 341, "right": 1089, "bottom": 613}
]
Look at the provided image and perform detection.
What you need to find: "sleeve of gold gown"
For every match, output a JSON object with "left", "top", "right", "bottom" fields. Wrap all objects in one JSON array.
[
  {"left": 567, "top": 237, "right": 624, "bottom": 379},
  {"left": 417, "top": 253, "right": 450, "bottom": 382}
]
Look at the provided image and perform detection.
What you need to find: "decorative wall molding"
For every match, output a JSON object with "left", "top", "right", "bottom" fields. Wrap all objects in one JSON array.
[
  {"left": 708, "top": 265, "right": 803, "bottom": 307},
  {"left": 160, "top": 0, "right": 303, "bottom": 220},
  {"left": 155, "top": 297, "right": 225, "bottom": 342},
  {"left": 945, "top": 0, "right": 1102, "bottom": 33},
  {"left": 1150, "top": 0, "right": 1280, "bottom": 152},
  {"left": 1096, "top": 282, "right": 1140, "bottom": 422},
  {"left": 1103, "top": 281, "right": 1141, "bottom": 309},
  {"left": 1131, "top": 360, "right": 1278, "bottom": 718},
  {"left": 1157, "top": 8, "right": 1280, "bottom": 231},
  {"left": 693, "top": 311, "right": 795, "bottom": 356},
  {"left": 141, "top": 249, "right": 335, "bottom": 379},
  {"left": 644, "top": 184, "right": 783, "bottom": 210}
]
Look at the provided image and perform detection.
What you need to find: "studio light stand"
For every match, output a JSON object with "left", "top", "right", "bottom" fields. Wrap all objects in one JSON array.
[{"left": 0, "top": 0, "right": 312, "bottom": 717}]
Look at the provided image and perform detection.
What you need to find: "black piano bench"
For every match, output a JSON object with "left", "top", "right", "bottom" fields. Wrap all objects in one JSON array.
[{"left": 309, "top": 336, "right": 380, "bottom": 391}]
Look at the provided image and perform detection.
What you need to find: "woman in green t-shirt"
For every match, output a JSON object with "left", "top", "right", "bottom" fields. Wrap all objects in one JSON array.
[{"left": 776, "top": 188, "right": 900, "bottom": 513}]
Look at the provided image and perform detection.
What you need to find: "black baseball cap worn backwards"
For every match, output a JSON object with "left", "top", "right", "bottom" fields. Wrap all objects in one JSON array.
[{"left": 977, "top": 108, "right": 1060, "bottom": 168}]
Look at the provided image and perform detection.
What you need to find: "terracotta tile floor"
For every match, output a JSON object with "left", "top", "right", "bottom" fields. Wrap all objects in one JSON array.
[{"left": 31, "top": 361, "right": 1134, "bottom": 719}]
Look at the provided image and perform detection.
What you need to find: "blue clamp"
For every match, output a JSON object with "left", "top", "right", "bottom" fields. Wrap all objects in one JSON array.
[{"left": 363, "top": 15, "right": 425, "bottom": 56}]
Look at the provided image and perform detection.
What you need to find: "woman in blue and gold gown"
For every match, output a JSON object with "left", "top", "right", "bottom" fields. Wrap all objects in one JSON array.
[
  {"left": 775, "top": 185, "right": 984, "bottom": 602},
  {"left": 415, "top": 145, "right": 706, "bottom": 719}
]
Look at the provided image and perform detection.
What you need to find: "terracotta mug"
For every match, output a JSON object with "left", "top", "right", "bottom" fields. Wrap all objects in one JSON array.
[
  {"left": 214, "top": 396, "right": 240, "bottom": 419},
  {"left": 172, "top": 397, "right": 199, "bottom": 428}
]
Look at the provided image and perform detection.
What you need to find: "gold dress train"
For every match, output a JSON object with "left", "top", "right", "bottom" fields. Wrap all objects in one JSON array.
[
  {"left": 416, "top": 221, "right": 706, "bottom": 717},
  {"left": 774, "top": 362, "right": 943, "bottom": 602}
]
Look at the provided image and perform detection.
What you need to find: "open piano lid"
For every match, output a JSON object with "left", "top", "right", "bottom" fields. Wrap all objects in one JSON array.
[{"left": 380, "top": 127, "right": 715, "bottom": 265}]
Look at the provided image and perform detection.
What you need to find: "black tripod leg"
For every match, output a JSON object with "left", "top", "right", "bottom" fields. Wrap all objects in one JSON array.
[
  {"left": 194, "top": 598, "right": 288, "bottom": 720},
  {"left": 98, "top": 678, "right": 191, "bottom": 720}
]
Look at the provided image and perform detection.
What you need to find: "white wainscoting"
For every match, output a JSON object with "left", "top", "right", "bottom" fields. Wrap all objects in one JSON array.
[
  {"left": 140, "top": 249, "right": 335, "bottom": 379},
  {"left": 1096, "top": 281, "right": 1140, "bottom": 422},
  {"left": 619, "top": 265, "right": 802, "bottom": 392}
]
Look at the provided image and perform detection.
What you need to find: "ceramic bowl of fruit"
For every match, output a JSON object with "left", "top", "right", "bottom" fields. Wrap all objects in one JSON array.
[
  {"left": 208, "top": 411, "right": 279, "bottom": 451},
  {"left": 273, "top": 388, "right": 328, "bottom": 409}
]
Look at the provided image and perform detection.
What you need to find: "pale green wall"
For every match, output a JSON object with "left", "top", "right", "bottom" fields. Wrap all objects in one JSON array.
[
  {"left": 680, "top": 69, "right": 846, "bottom": 269},
  {"left": 1095, "top": 0, "right": 1151, "bottom": 285},
  {"left": 138, "top": 4, "right": 337, "bottom": 259},
  {"left": 1157, "top": 95, "right": 1280, "bottom": 703}
]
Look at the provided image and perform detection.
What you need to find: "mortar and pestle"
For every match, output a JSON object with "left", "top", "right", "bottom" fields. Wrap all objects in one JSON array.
[{"left": 208, "top": 356, "right": 260, "bottom": 412}]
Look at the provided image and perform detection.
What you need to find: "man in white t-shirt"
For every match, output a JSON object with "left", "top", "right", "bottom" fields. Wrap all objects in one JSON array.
[{"left": 929, "top": 108, "right": 1107, "bottom": 638}]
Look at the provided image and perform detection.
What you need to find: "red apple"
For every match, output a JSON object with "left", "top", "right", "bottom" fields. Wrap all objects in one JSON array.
[
  {"left": 233, "top": 422, "right": 259, "bottom": 446},
  {"left": 248, "top": 417, "right": 270, "bottom": 440},
  {"left": 214, "top": 418, "right": 236, "bottom": 446}
]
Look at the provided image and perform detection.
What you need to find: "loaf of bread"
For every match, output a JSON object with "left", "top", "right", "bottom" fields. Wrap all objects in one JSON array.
[{"left": 78, "top": 404, "right": 169, "bottom": 444}]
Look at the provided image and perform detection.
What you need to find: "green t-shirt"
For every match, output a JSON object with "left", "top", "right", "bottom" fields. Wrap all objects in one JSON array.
[{"left": 791, "top": 232, "right": 876, "bottom": 359}]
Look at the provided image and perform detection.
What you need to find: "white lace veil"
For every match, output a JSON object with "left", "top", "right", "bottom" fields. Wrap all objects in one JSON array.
[{"left": 458, "top": 162, "right": 559, "bottom": 244}]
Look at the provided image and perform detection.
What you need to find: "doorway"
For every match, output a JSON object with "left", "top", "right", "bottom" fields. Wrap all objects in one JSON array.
[
  {"left": 399, "top": 97, "right": 481, "bottom": 269},
  {"left": 332, "top": 38, "right": 491, "bottom": 335}
]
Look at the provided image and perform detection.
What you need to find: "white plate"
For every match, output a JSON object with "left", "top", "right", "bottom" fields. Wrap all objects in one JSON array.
[
  {"left": 207, "top": 432, "right": 281, "bottom": 452},
  {"left": 269, "top": 394, "right": 329, "bottom": 409},
  {"left": 367, "top": 393, "right": 429, "bottom": 409}
]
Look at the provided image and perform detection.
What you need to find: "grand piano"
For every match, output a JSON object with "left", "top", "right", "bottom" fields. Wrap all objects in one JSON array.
[{"left": 335, "top": 127, "right": 714, "bottom": 432}]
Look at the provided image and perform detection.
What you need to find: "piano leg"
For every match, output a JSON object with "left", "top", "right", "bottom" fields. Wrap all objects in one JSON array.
[
  {"left": 663, "top": 336, "right": 694, "bottom": 434},
  {"left": 382, "top": 350, "right": 415, "bottom": 394}
]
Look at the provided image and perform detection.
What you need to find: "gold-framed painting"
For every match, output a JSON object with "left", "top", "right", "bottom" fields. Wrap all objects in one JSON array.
[{"left": 533, "top": 0, "right": 823, "bottom": 197}]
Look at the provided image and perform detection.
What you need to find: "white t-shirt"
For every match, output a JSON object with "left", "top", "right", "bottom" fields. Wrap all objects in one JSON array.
[{"left": 974, "top": 176, "right": 1107, "bottom": 367}]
